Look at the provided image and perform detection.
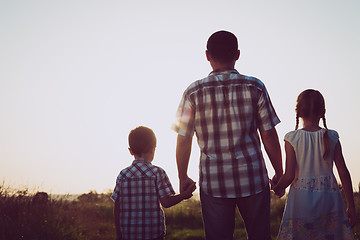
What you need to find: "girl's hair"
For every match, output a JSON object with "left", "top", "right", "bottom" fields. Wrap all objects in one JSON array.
[{"left": 295, "top": 89, "right": 329, "bottom": 159}]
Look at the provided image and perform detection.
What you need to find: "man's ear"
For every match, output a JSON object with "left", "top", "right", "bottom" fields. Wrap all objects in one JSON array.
[
  {"left": 235, "top": 50, "right": 240, "bottom": 60},
  {"left": 205, "top": 50, "right": 211, "bottom": 61},
  {"left": 128, "top": 148, "right": 134, "bottom": 156}
]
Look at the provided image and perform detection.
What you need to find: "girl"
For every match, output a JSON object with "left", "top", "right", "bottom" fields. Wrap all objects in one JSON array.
[{"left": 273, "top": 89, "right": 356, "bottom": 239}]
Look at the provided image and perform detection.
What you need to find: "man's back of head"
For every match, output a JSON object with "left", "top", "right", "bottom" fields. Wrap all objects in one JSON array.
[{"left": 206, "top": 30, "right": 238, "bottom": 64}]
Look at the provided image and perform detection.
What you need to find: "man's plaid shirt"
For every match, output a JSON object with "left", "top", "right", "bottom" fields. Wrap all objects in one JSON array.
[
  {"left": 111, "top": 159, "right": 175, "bottom": 240},
  {"left": 174, "top": 69, "right": 280, "bottom": 198}
]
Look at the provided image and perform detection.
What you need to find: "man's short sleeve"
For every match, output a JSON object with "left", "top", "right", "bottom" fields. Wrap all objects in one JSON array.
[
  {"left": 172, "top": 91, "right": 195, "bottom": 137},
  {"left": 256, "top": 85, "right": 280, "bottom": 132},
  {"left": 156, "top": 168, "right": 175, "bottom": 198},
  {"left": 111, "top": 175, "right": 121, "bottom": 202}
]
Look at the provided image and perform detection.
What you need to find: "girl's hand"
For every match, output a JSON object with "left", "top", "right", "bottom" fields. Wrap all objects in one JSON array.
[
  {"left": 270, "top": 177, "right": 285, "bottom": 198},
  {"left": 269, "top": 177, "right": 277, "bottom": 190},
  {"left": 272, "top": 185, "right": 285, "bottom": 198},
  {"left": 346, "top": 207, "right": 357, "bottom": 228}
]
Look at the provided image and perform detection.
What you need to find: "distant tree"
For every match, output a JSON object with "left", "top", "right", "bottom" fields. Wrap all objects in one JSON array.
[
  {"left": 78, "top": 190, "right": 99, "bottom": 202},
  {"left": 32, "top": 191, "right": 49, "bottom": 204}
]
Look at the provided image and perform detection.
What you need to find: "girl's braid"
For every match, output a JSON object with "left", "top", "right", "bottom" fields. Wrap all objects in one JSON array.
[
  {"left": 295, "top": 113, "right": 300, "bottom": 130},
  {"left": 322, "top": 115, "right": 330, "bottom": 159}
]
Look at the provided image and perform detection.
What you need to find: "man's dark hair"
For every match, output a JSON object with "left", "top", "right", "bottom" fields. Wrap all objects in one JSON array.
[
  {"left": 128, "top": 126, "right": 157, "bottom": 155},
  {"left": 206, "top": 30, "right": 238, "bottom": 63}
]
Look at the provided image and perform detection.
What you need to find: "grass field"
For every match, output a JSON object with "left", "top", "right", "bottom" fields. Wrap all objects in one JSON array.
[{"left": 1, "top": 185, "right": 359, "bottom": 240}]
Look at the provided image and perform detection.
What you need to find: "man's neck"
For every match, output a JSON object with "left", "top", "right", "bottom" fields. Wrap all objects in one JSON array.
[
  {"left": 210, "top": 62, "right": 235, "bottom": 72},
  {"left": 211, "top": 68, "right": 236, "bottom": 73}
]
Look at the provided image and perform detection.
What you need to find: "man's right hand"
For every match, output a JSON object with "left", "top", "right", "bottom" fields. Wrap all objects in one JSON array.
[
  {"left": 181, "top": 181, "right": 197, "bottom": 199},
  {"left": 180, "top": 176, "right": 196, "bottom": 193}
]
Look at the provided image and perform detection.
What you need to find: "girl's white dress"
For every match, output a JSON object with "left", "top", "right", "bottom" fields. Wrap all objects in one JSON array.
[{"left": 277, "top": 129, "right": 354, "bottom": 240}]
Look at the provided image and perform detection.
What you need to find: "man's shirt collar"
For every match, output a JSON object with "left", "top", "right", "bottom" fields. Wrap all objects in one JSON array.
[{"left": 209, "top": 69, "right": 239, "bottom": 76}]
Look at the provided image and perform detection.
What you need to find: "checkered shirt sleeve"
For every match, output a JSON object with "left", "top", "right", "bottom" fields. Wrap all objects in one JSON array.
[
  {"left": 111, "top": 160, "right": 175, "bottom": 239},
  {"left": 173, "top": 92, "right": 195, "bottom": 138},
  {"left": 173, "top": 70, "right": 280, "bottom": 198}
]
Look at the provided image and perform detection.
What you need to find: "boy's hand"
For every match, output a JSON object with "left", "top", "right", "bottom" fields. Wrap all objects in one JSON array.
[
  {"left": 180, "top": 176, "right": 195, "bottom": 193},
  {"left": 182, "top": 182, "right": 196, "bottom": 199}
]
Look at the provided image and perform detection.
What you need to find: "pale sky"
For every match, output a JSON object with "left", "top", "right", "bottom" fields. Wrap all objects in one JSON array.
[{"left": 1, "top": 1, "right": 359, "bottom": 194}]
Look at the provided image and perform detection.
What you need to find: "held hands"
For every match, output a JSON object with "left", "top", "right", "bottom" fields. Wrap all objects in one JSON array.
[
  {"left": 180, "top": 176, "right": 196, "bottom": 199},
  {"left": 181, "top": 181, "right": 197, "bottom": 200},
  {"left": 270, "top": 174, "right": 285, "bottom": 198}
]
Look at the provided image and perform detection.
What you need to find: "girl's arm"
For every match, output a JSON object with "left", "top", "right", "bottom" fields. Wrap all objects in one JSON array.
[
  {"left": 334, "top": 141, "right": 356, "bottom": 227},
  {"left": 273, "top": 140, "right": 296, "bottom": 197}
]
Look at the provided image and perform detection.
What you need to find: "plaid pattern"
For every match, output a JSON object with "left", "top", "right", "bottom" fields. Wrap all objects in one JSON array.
[
  {"left": 174, "top": 70, "right": 280, "bottom": 198},
  {"left": 112, "top": 159, "right": 175, "bottom": 240}
]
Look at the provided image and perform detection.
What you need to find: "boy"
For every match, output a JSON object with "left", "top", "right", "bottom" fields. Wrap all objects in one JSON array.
[{"left": 112, "top": 126, "right": 196, "bottom": 240}]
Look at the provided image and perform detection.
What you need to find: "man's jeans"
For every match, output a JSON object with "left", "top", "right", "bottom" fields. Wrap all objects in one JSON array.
[{"left": 200, "top": 185, "right": 271, "bottom": 240}]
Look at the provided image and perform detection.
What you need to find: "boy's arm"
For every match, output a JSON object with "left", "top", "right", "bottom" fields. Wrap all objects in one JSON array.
[
  {"left": 114, "top": 200, "right": 122, "bottom": 240},
  {"left": 160, "top": 182, "right": 196, "bottom": 208},
  {"left": 334, "top": 141, "right": 356, "bottom": 227}
]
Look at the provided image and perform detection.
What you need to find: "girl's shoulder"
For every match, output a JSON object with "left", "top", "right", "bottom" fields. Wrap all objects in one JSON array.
[
  {"left": 284, "top": 130, "right": 303, "bottom": 148},
  {"left": 327, "top": 128, "right": 339, "bottom": 136},
  {"left": 284, "top": 129, "right": 340, "bottom": 142},
  {"left": 327, "top": 129, "right": 340, "bottom": 142},
  {"left": 284, "top": 129, "right": 302, "bottom": 141}
]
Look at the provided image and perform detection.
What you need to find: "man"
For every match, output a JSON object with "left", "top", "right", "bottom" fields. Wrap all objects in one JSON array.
[{"left": 173, "top": 30, "right": 283, "bottom": 240}]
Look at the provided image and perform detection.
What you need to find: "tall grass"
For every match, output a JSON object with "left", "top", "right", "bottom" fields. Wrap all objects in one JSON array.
[
  {"left": 0, "top": 187, "right": 84, "bottom": 240},
  {"left": 1, "top": 184, "right": 359, "bottom": 240}
]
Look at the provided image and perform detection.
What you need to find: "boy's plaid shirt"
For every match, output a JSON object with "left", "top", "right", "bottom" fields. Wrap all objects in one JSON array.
[
  {"left": 112, "top": 159, "right": 175, "bottom": 240},
  {"left": 174, "top": 70, "right": 280, "bottom": 198}
]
